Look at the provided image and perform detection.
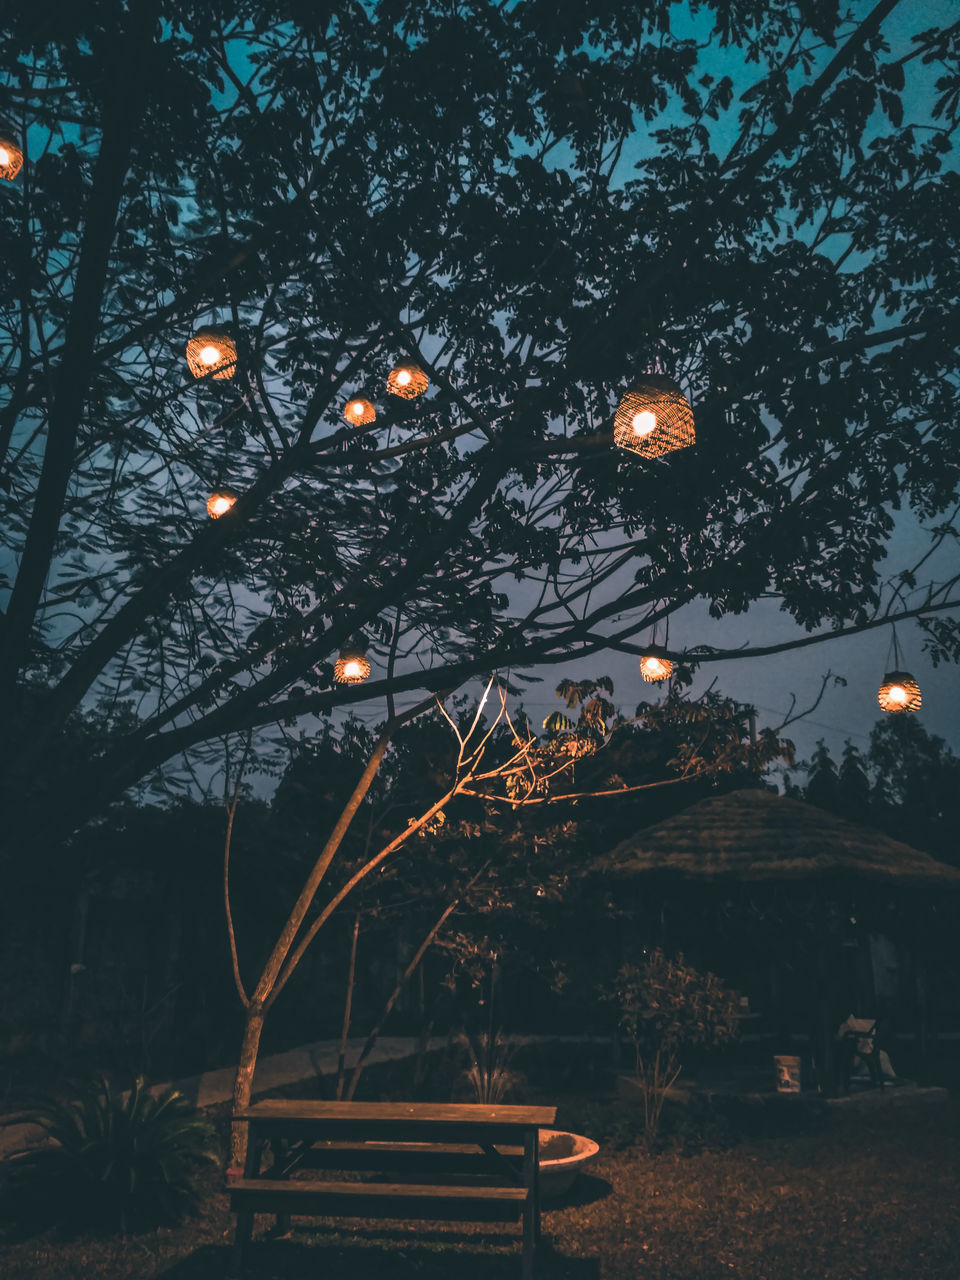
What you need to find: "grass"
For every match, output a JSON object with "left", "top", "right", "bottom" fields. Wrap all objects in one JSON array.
[{"left": 2, "top": 1087, "right": 959, "bottom": 1279}]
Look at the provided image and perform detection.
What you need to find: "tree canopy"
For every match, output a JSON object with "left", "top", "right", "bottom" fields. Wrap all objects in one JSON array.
[
  {"left": 2, "top": 0, "right": 960, "bottom": 857},
  {"left": 790, "top": 716, "right": 960, "bottom": 863}
]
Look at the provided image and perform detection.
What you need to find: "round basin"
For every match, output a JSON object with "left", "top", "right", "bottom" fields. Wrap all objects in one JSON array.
[{"left": 538, "top": 1128, "right": 599, "bottom": 1198}]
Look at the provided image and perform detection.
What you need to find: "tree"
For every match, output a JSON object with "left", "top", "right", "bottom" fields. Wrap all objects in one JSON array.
[
  {"left": 1, "top": 1, "right": 960, "bottom": 869},
  {"left": 218, "top": 671, "right": 790, "bottom": 1164},
  {"left": 801, "top": 739, "right": 841, "bottom": 812},
  {"left": 788, "top": 718, "right": 960, "bottom": 862},
  {"left": 867, "top": 715, "right": 960, "bottom": 863}
]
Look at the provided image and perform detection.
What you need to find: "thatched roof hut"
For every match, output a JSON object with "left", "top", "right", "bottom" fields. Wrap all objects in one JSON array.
[{"left": 594, "top": 787, "right": 960, "bottom": 890}]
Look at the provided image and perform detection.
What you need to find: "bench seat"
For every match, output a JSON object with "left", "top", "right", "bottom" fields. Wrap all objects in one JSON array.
[{"left": 231, "top": 1175, "right": 528, "bottom": 1220}]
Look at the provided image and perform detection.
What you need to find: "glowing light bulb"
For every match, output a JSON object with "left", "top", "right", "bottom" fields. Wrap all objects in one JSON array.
[
  {"left": 207, "top": 490, "right": 237, "bottom": 518},
  {"left": 632, "top": 410, "right": 656, "bottom": 437},
  {"left": 396, "top": 369, "right": 411, "bottom": 386},
  {"left": 888, "top": 685, "right": 907, "bottom": 705},
  {"left": 200, "top": 344, "right": 221, "bottom": 365},
  {"left": 642, "top": 657, "right": 665, "bottom": 678},
  {"left": 344, "top": 660, "right": 362, "bottom": 679},
  {"left": 350, "top": 401, "right": 364, "bottom": 416},
  {"left": 0, "top": 148, "right": 9, "bottom": 166}
]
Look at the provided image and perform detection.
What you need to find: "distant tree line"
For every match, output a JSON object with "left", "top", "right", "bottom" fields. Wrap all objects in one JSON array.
[{"left": 787, "top": 717, "right": 960, "bottom": 866}]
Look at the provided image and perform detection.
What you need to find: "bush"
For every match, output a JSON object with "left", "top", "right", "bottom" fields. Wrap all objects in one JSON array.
[
  {"left": 17, "top": 1074, "right": 217, "bottom": 1233},
  {"left": 605, "top": 949, "right": 739, "bottom": 1144}
]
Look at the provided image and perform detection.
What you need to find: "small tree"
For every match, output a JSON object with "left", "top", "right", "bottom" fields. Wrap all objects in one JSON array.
[{"left": 607, "top": 949, "right": 739, "bottom": 1143}]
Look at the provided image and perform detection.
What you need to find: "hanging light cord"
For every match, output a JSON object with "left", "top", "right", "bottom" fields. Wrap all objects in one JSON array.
[{"left": 886, "top": 625, "right": 903, "bottom": 671}]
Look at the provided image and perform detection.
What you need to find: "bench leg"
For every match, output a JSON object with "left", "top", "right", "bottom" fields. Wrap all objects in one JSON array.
[
  {"left": 231, "top": 1208, "right": 253, "bottom": 1279},
  {"left": 273, "top": 1138, "right": 292, "bottom": 1236},
  {"left": 522, "top": 1129, "right": 538, "bottom": 1280},
  {"left": 521, "top": 1210, "right": 534, "bottom": 1280},
  {"left": 231, "top": 1126, "right": 262, "bottom": 1276}
]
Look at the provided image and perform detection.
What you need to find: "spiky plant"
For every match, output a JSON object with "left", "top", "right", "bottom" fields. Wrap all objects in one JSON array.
[
  {"left": 23, "top": 1074, "right": 217, "bottom": 1233},
  {"left": 455, "top": 1031, "right": 523, "bottom": 1105}
]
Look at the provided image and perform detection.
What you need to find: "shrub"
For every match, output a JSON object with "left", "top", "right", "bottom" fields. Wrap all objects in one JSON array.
[
  {"left": 606, "top": 949, "right": 739, "bottom": 1144},
  {"left": 19, "top": 1074, "right": 217, "bottom": 1233}
]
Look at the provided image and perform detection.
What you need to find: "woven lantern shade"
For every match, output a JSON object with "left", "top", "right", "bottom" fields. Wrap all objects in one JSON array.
[
  {"left": 334, "top": 647, "right": 372, "bottom": 685},
  {"left": 0, "top": 135, "right": 24, "bottom": 181},
  {"left": 206, "top": 487, "right": 238, "bottom": 519},
  {"left": 640, "top": 652, "right": 673, "bottom": 684},
  {"left": 614, "top": 375, "right": 695, "bottom": 460},
  {"left": 387, "top": 362, "right": 428, "bottom": 399},
  {"left": 344, "top": 397, "right": 376, "bottom": 426},
  {"left": 186, "top": 328, "right": 237, "bottom": 380},
  {"left": 877, "top": 671, "right": 921, "bottom": 714}
]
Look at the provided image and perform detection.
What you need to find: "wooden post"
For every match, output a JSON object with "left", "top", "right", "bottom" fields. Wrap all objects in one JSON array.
[
  {"left": 915, "top": 944, "right": 929, "bottom": 1076},
  {"left": 815, "top": 931, "right": 837, "bottom": 1096}
]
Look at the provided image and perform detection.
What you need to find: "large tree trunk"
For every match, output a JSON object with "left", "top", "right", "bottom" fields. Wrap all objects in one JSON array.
[{"left": 229, "top": 1005, "right": 265, "bottom": 1172}]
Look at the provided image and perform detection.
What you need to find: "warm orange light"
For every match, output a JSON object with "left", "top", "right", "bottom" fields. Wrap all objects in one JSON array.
[
  {"left": 387, "top": 362, "right": 428, "bottom": 399},
  {"left": 342, "top": 397, "right": 376, "bottom": 426},
  {"left": 640, "top": 653, "right": 673, "bottom": 683},
  {"left": 0, "top": 136, "right": 24, "bottom": 181},
  {"left": 614, "top": 376, "right": 695, "bottom": 459},
  {"left": 186, "top": 329, "right": 237, "bottom": 380},
  {"left": 334, "top": 650, "right": 372, "bottom": 684},
  {"left": 877, "top": 670, "right": 921, "bottom": 714},
  {"left": 632, "top": 410, "right": 656, "bottom": 437},
  {"left": 206, "top": 488, "right": 238, "bottom": 519}
]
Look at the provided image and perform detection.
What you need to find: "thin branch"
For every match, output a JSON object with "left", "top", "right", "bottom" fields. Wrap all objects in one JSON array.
[{"left": 222, "top": 732, "right": 253, "bottom": 1008}]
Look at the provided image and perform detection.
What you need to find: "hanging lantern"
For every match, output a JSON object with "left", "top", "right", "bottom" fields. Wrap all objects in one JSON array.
[
  {"left": 186, "top": 327, "right": 237, "bottom": 380},
  {"left": 206, "top": 487, "right": 239, "bottom": 519},
  {"left": 386, "top": 362, "right": 428, "bottom": 399},
  {"left": 343, "top": 397, "right": 376, "bottom": 426},
  {"left": 877, "top": 671, "right": 921, "bottom": 714},
  {"left": 614, "top": 375, "right": 695, "bottom": 459},
  {"left": 334, "top": 645, "right": 371, "bottom": 684},
  {"left": 0, "top": 134, "right": 24, "bottom": 182},
  {"left": 640, "top": 651, "right": 673, "bottom": 683}
]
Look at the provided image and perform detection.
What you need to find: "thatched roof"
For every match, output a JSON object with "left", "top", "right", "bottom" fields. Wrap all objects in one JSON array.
[{"left": 594, "top": 788, "right": 960, "bottom": 888}]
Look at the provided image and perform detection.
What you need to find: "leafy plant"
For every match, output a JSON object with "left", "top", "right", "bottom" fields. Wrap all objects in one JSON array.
[
  {"left": 20, "top": 1074, "right": 217, "bottom": 1233},
  {"left": 606, "top": 949, "right": 739, "bottom": 1144}
]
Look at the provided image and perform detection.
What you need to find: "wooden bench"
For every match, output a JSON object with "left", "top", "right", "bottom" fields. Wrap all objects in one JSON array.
[{"left": 229, "top": 1100, "right": 557, "bottom": 1279}]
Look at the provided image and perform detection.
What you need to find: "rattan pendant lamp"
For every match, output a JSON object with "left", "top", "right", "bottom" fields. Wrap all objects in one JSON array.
[
  {"left": 343, "top": 397, "right": 377, "bottom": 425},
  {"left": 614, "top": 374, "right": 695, "bottom": 460},
  {"left": 186, "top": 325, "right": 238, "bottom": 380},
  {"left": 877, "top": 627, "right": 922, "bottom": 714},
  {"left": 335, "top": 639, "right": 372, "bottom": 684},
  {"left": 387, "top": 362, "right": 428, "bottom": 399},
  {"left": 0, "top": 132, "right": 24, "bottom": 181},
  {"left": 639, "top": 620, "right": 674, "bottom": 684}
]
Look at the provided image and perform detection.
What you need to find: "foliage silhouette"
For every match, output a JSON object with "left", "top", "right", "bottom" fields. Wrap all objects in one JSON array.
[
  {"left": 14, "top": 1074, "right": 217, "bottom": 1234},
  {"left": 0, "top": 2, "right": 958, "bottom": 861}
]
